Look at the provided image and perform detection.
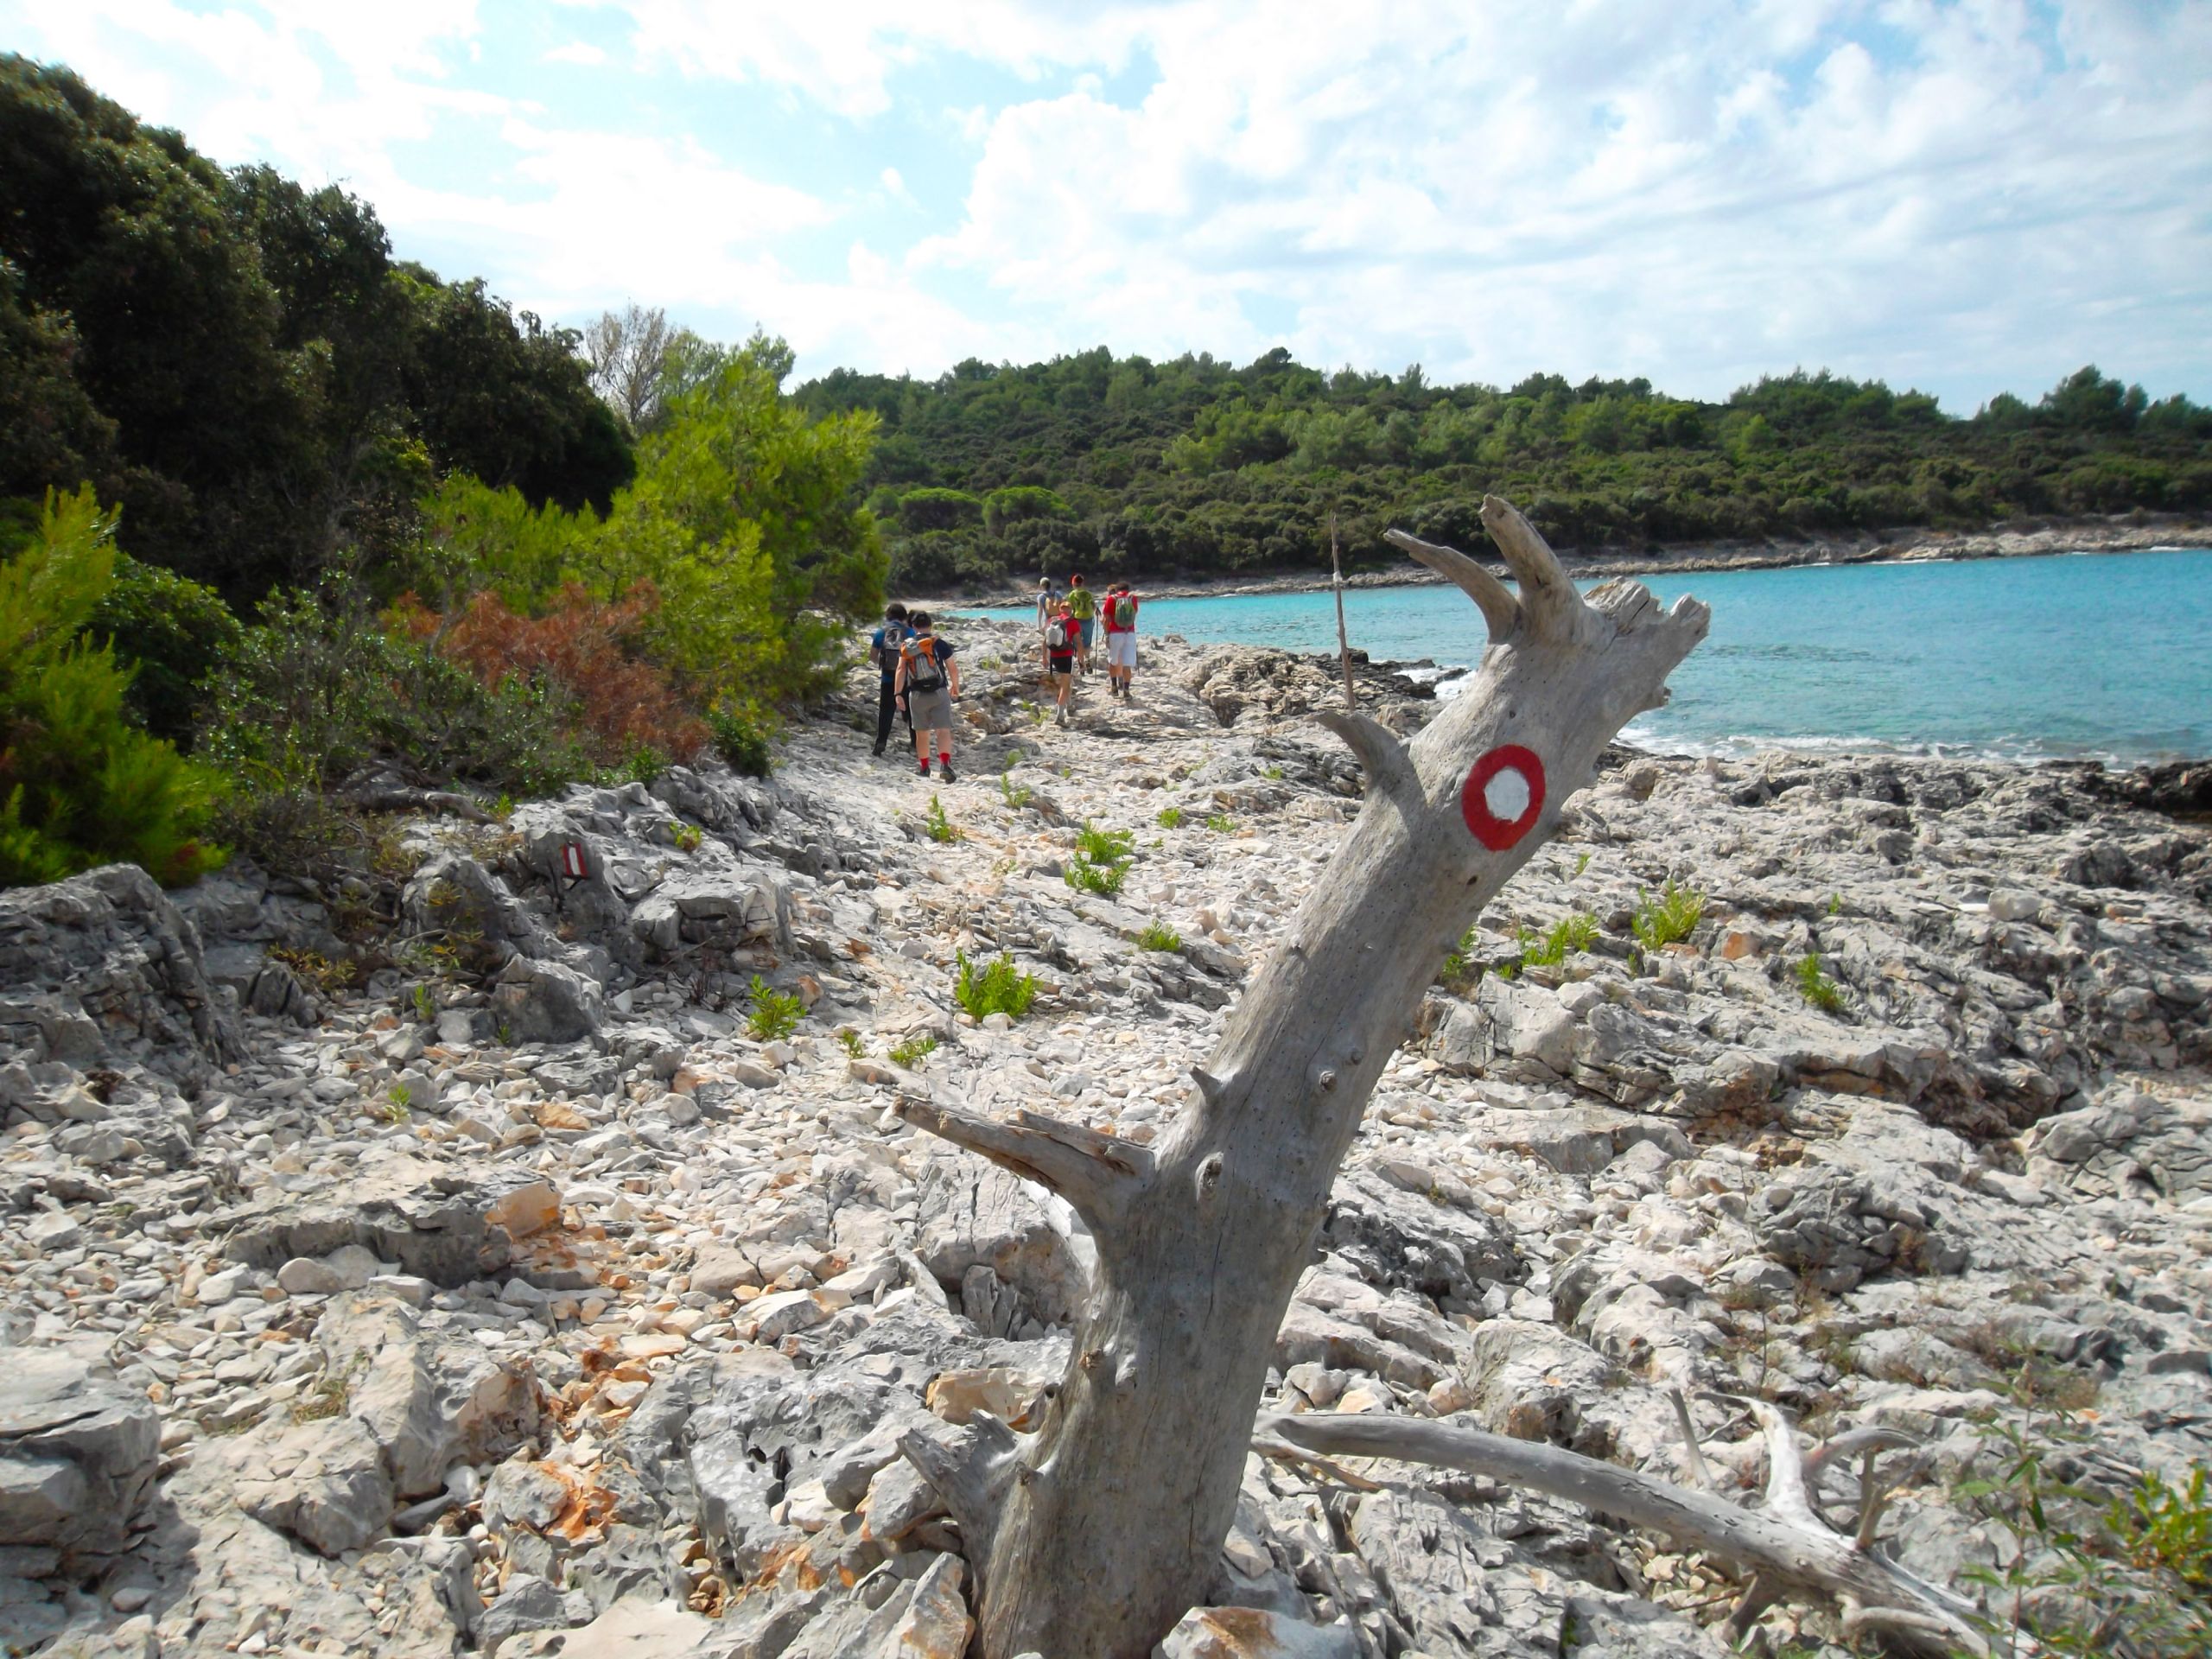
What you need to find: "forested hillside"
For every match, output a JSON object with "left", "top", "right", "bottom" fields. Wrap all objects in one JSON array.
[
  {"left": 1, "top": 58, "right": 881, "bottom": 891},
  {"left": 795, "top": 346, "right": 2212, "bottom": 590}
]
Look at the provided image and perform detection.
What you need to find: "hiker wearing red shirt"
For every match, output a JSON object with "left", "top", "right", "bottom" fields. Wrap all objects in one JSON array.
[{"left": 1102, "top": 582, "right": 1140, "bottom": 700}]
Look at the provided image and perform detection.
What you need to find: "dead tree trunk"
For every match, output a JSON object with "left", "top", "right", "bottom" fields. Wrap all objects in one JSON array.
[{"left": 898, "top": 496, "right": 1709, "bottom": 1658}]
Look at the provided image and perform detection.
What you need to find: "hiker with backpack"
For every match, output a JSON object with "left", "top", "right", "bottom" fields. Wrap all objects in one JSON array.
[
  {"left": 1042, "top": 600, "right": 1079, "bottom": 726},
  {"left": 1102, "top": 582, "right": 1141, "bottom": 700},
  {"left": 1065, "top": 573, "right": 1097, "bottom": 674},
  {"left": 894, "top": 611, "right": 962, "bottom": 781},
  {"left": 868, "top": 601, "right": 914, "bottom": 757}
]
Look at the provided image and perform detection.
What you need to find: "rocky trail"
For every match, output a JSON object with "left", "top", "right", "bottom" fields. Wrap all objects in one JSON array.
[{"left": 3, "top": 616, "right": 2210, "bottom": 1659}]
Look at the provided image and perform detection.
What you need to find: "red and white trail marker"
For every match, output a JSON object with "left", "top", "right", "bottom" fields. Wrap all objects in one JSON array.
[
  {"left": 1460, "top": 745, "right": 1546, "bottom": 851},
  {"left": 559, "top": 842, "right": 588, "bottom": 881}
]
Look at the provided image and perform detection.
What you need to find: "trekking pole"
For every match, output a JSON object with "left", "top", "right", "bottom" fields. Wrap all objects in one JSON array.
[{"left": 1331, "top": 509, "right": 1357, "bottom": 712}]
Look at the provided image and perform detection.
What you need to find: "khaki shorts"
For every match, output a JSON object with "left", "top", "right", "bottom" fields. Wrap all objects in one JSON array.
[{"left": 906, "top": 688, "right": 953, "bottom": 732}]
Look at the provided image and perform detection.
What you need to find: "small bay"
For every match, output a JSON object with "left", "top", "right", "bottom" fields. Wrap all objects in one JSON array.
[{"left": 969, "top": 548, "right": 2212, "bottom": 762}]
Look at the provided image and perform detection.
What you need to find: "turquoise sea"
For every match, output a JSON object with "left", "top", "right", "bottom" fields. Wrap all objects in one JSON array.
[{"left": 968, "top": 549, "right": 2212, "bottom": 763}]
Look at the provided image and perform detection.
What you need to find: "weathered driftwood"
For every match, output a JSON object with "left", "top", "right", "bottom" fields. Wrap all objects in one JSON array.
[
  {"left": 896, "top": 496, "right": 1708, "bottom": 1658},
  {"left": 1259, "top": 1404, "right": 1982, "bottom": 1657}
]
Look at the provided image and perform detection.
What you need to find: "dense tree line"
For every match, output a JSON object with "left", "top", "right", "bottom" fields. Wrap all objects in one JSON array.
[
  {"left": 793, "top": 346, "right": 2212, "bottom": 591},
  {"left": 0, "top": 59, "right": 881, "bottom": 890},
  {"left": 0, "top": 55, "right": 632, "bottom": 601}
]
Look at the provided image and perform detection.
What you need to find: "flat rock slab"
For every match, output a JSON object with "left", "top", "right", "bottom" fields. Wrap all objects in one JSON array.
[{"left": 0, "top": 1351, "right": 159, "bottom": 1561}]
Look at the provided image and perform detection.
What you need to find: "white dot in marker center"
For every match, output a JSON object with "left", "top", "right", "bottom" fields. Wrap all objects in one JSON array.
[{"left": 1484, "top": 766, "right": 1531, "bottom": 823}]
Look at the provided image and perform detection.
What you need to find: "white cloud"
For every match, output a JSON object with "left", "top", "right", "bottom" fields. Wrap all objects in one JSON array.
[
  {"left": 890, "top": 0, "right": 2212, "bottom": 404},
  {"left": 4, "top": 0, "right": 2206, "bottom": 405}
]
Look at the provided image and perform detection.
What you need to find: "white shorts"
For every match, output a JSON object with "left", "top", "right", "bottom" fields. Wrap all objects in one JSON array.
[{"left": 1106, "top": 632, "right": 1137, "bottom": 669}]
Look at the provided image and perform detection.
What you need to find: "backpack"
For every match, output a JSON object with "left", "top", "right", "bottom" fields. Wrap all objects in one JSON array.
[
  {"left": 1046, "top": 615, "right": 1075, "bottom": 652},
  {"left": 902, "top": 638, "right": 946, "bottom": 694},
  {"left": 1106, "top": 593, "right": 1134, "bottom": 629}
]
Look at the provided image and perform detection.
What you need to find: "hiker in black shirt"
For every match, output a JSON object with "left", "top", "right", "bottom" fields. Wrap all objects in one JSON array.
[{"left": 869, "top": 603, "right": 913, "bottom": 756}]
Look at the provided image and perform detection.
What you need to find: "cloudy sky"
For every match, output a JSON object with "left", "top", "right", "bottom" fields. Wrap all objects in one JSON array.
[{"left": 5, "top": 0, "right": 2208, "bottom": 411}]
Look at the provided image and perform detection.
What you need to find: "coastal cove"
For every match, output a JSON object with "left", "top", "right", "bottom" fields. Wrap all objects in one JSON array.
[{"left": 966, "top": 546, "right": 2212, "bottom": 764}]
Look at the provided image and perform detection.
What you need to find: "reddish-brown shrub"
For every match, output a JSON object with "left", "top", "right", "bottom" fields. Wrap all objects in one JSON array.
[{"left": 392, "top": 583, "right": 709, "bottom": 765}]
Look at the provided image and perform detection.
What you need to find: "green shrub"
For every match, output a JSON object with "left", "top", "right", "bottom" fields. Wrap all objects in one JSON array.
[
  {"left": 837, "top": 1028, "right": 865, "bottom": 1058},
  {"left": 745, "top": 975, "right": 804, "bottom": 1040},
  {"left": 1957, "top": 1421, "right": 2212, "bottom": 1656},
  {"left": 1205, "top": 812, "right": 1236, "bottom": 833},
  {"left": 1076, "top": 821, "right": 1135, "bottom": 864},
  {"left": 924, "top": 793, "right": 961, "bottom": 842},
  {"left": 1437, "top": 924, "right": 1480, "bottom": 987},
  {"left": 200, "top": 582, "right": 590, "bottom": 803},
  {"left": 1065, "top": 818, "right": 1135, "bottom": 897},
  {"left": 87, "top": 553, "right": 241, "bottom": 743},
  {"left": 1137, "top": 920, "right": 1182, "bottom": 952},
  {"left": 888, "top": 1033, "right": 938, "bottom": 1068},
  {"left": 955, "top": 950, "right": 1038, "bottom": 1020},
  {"left": 1156, "top": 805, "right": 1184, "bottom": 828},
  {"left": 1000, "top": 764, "right": 1032, "bottom": 810},
  {"left": 1521, "top": 912, "right": 1599, "bottom": 967},
  {"left": 1631, "top": 878, "right": 1705, "bottom": 951},
  {"left": 1795, "top": 952, "right": 1845, "bottom": 1012},
  {"left": 673, "top": 823, "right": 702, "bottom": 854},
  {"left": 708, "top": 704, "right": 775, "bottom": 777},
  {"left": 0, "top": 489, "right": 226, "bottom": 888}
]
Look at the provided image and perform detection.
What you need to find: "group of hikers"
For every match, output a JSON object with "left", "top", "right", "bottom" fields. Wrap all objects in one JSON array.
[{"left": 866, "top": 572, "right": 1141, "bottom": 779}]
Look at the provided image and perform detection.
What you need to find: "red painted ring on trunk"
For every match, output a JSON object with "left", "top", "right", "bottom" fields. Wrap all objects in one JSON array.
[{"left": 1460, "top": 745, "right": 1546, "bottom": 851}]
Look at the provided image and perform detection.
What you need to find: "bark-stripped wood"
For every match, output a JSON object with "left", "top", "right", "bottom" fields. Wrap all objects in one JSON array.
[
  {"left": 899, "top": 496, "right": 1709, "bottom": 1658},
  {"left": 1261, "top": 1407, "right": 1982, "bottom": 1657}
]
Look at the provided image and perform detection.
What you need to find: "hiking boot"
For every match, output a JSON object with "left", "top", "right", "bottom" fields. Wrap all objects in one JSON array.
[
  {"left": 872, "top": 742, "right": 886, "bottom": 756},
  {"left": 939, "top": 761, "right": 957, "bottom": 784},
  {"left": 918, "top": 760, "right": 931, "bottom": 778}
]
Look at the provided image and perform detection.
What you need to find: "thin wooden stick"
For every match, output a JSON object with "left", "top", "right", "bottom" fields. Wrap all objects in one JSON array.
[{"left": 1330, "top": 510, "right": 1357, "bottom": 712}]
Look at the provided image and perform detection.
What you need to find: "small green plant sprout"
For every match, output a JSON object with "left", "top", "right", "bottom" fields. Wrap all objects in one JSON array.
[
  {"left": 1065, "top": 819, "right": 1135, "bottom": 897},
  {"left": 1437, "top": 924, "right": 1481, "bottom": 987},
  {"left": 496, "top": 1020, "right": 514, "bottom": 1048},
  {"left": 673, "top": 822, "right": 703, "bottom": 854},
  {"left": 923, "top": 793, "right": 963, "bottom": 843},
  {"left": 746, "top": 975, "right": 804, "bottom": 1041},
  {"left": 411, "top": 982, "right": 435, "bottom": 1025},
  {"left": 955, "top": 950, "right": 1039, "bottom": 1020},
  {"left": 1795, "top": 952, "right": 1845, "bottom": 1012},
  {"left": 999, "top": 764, "right": 1033, "bottom": 810},
  {"left": 1573, "top": 850, "right": 1592, "bottom": 877},
  {"left": 837, "top": 1028, "right": 866, "bottom": 1059},
  {"left": 1205, "top": 811, "right": 1236, "bottom": 834},
  {"left": 1156, "top": 805, "right": 1185, "bottom": 829},
  {"left": 977, "top": 654, "right": 1003, "bottom": 670},
  {"left": 888, "top": 1033, "right": 938, "bottom": 1069},
  {"left": 1827, "top": 891, "right": 1844, "bottom": 916},
  {"left": 1262, "top": 763, "right": 1285, "bottom": 780},
  {"left": 1137, "top": 919, "right": 1182, "bottom": 953},
  {"left": 1631, "top": 878, "right": 1705, "bottom": 952},
  {"left": 373, "top": 1083, "right": 411, "bottom": 1124},
  {"left": 493, "top": 794, "right": 515, "bottom": 821},
  {"left": 1518, "top": 912, "right": 1599, "bottom": 969}
]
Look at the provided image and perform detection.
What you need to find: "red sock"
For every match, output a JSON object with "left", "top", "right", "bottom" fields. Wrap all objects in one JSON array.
[{"left": 938, "top": 751, "right": 950, "bottom": 764}]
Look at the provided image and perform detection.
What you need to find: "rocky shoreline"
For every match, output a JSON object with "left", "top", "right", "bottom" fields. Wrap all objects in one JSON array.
[
  {"left": 934, "top": 514, "right": 2212, "bottom": 605},
  {"left": 3, "top": 618, "right": 2209, "bottom": 1658}
]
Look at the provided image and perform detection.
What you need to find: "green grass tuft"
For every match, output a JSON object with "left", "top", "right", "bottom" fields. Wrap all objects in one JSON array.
[
  {"left": 955, "top": 950, "right": 1039, "bottom": 1020},
  {"left": 746, "top": 974, "right": 804, "bottom": 1040}
]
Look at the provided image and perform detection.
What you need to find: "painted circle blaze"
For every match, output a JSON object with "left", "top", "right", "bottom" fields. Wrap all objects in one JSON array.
[{"left": 1460, "top": 744, "right": 1547, "bottom": 851}]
